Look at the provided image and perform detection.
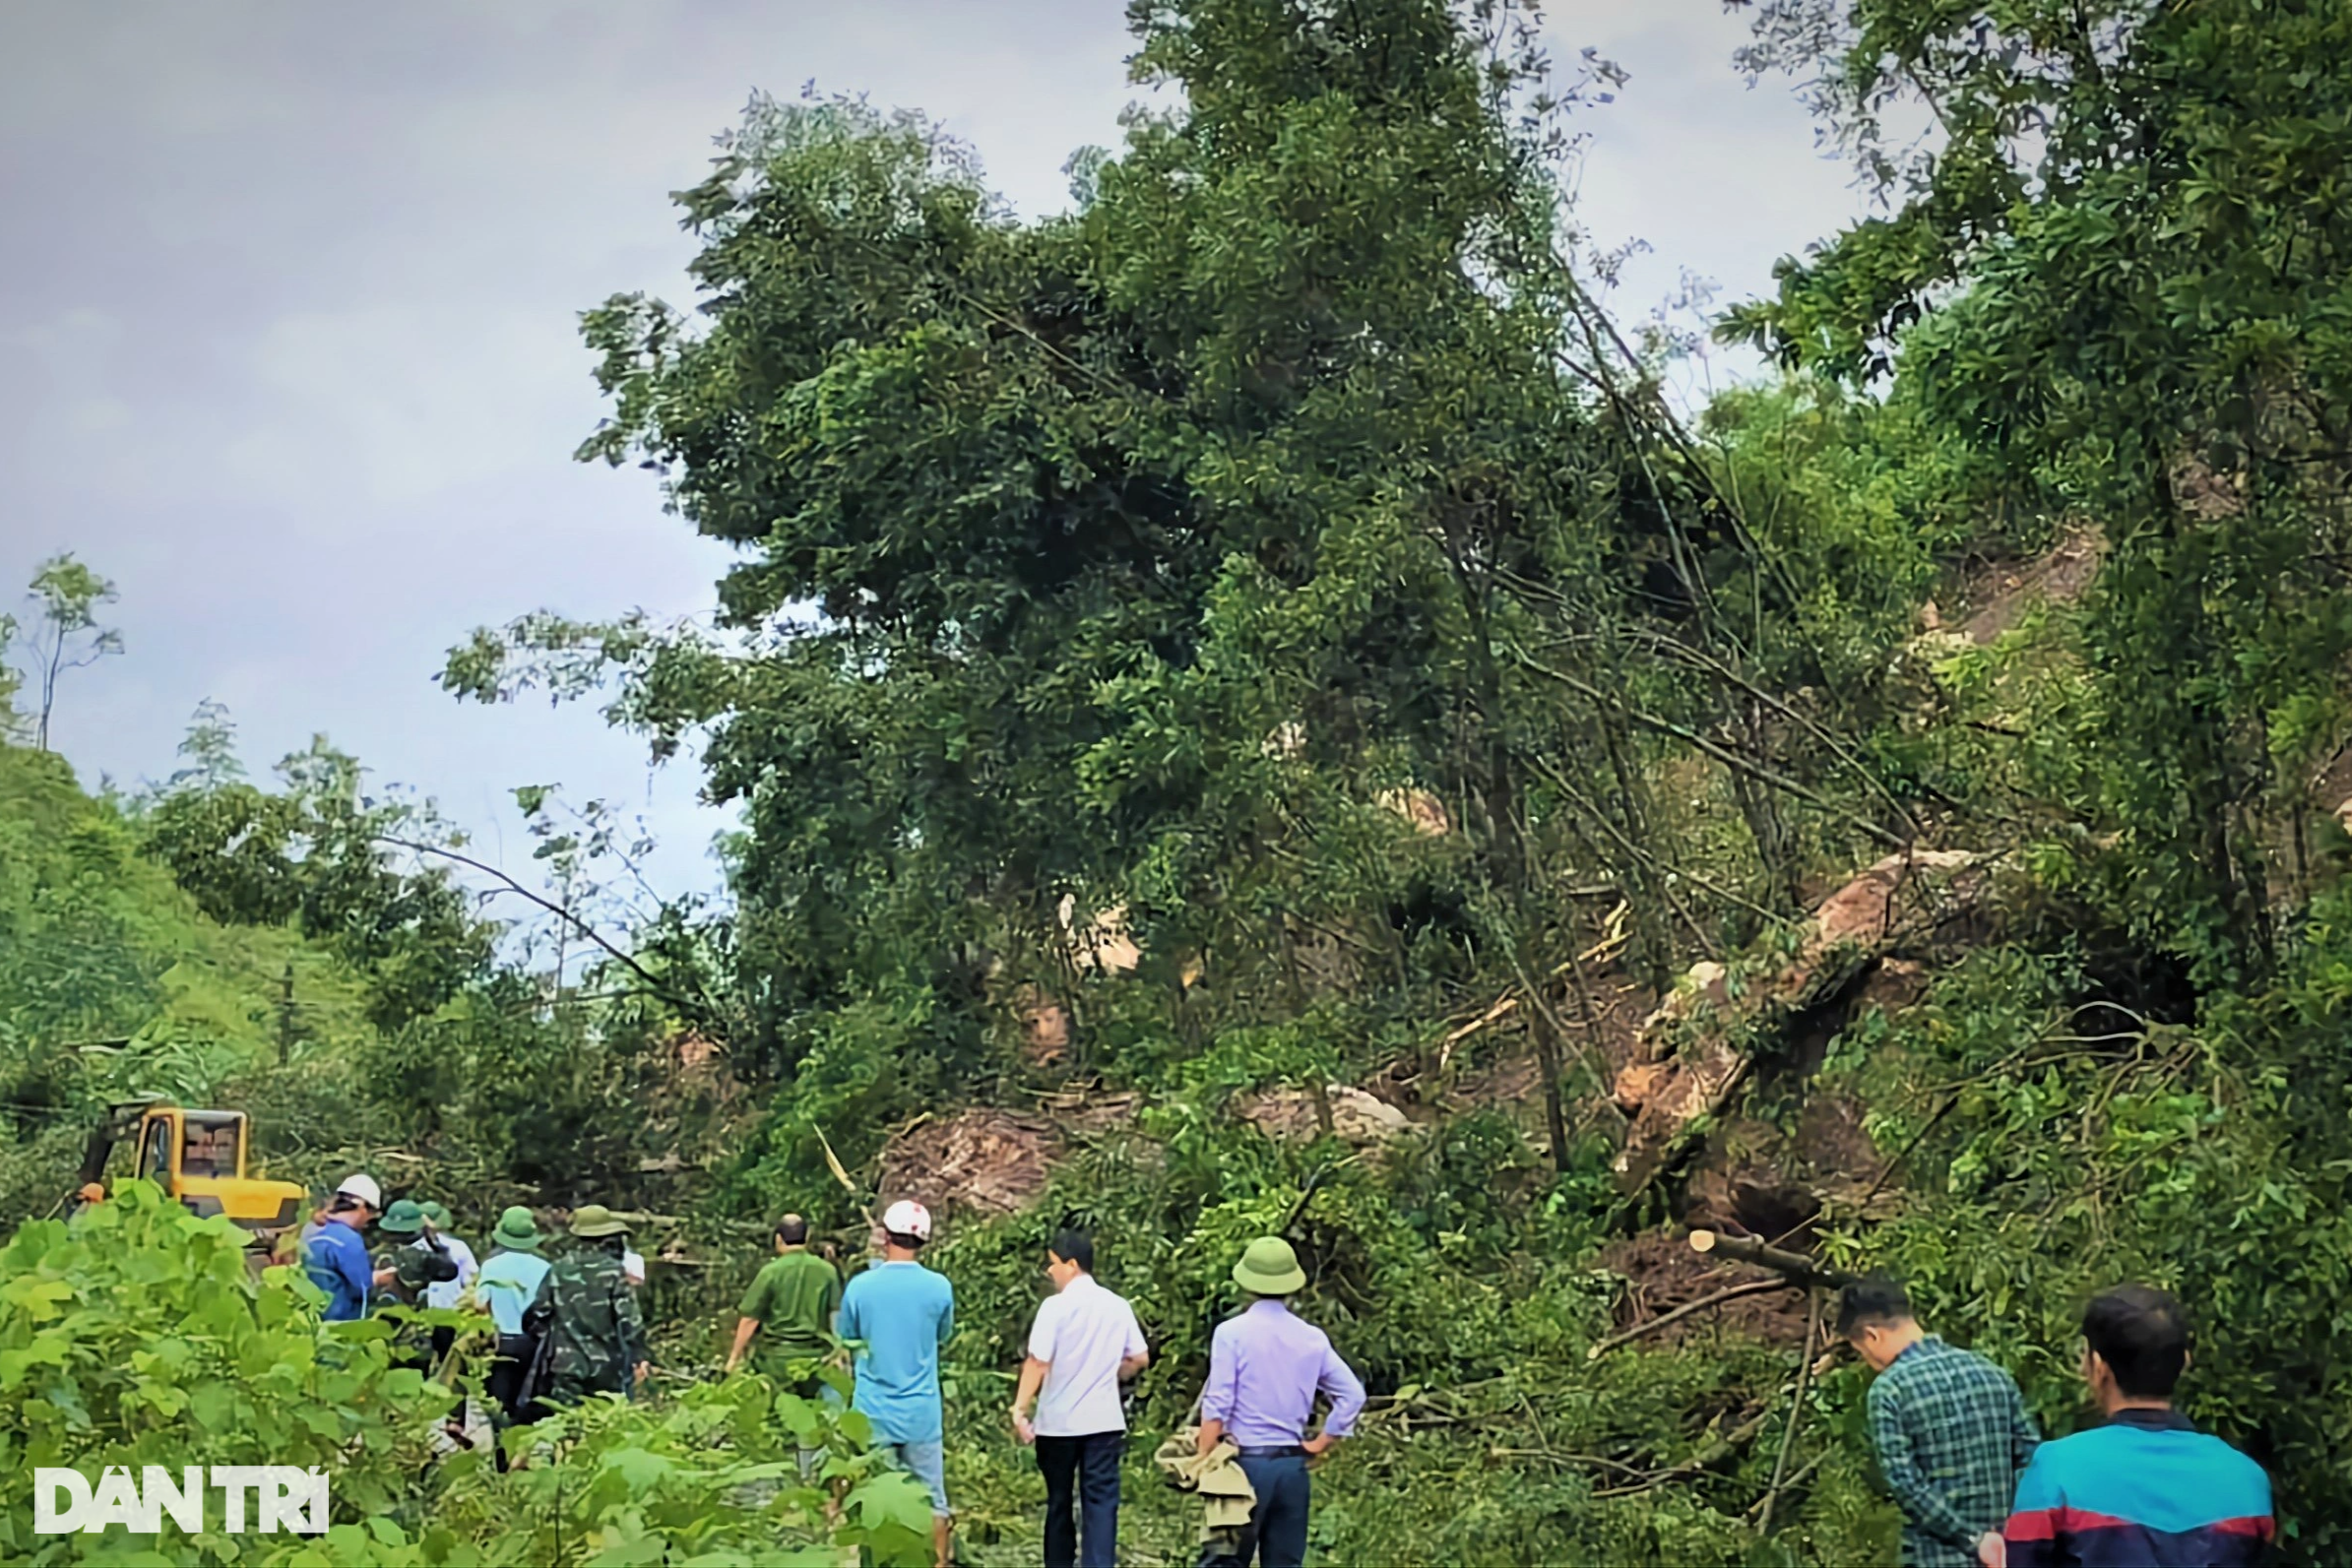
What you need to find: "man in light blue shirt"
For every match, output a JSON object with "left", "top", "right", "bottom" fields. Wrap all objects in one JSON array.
[
  {"left": 837, "top": 1199, "right": 956, "bottom": 1568},
  {"left": 473, "top": 1205, "right": 552, "bottom": 1447}
]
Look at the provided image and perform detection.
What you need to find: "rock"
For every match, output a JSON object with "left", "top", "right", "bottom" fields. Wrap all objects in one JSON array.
[
  {"left": 1636, "top": 961, "right": 1729, "bottom": 1039},
  {"left": 1239, "top": 1085, "right": 1413, "bottom": 1146},
  {"left": 1376, "top": 786, "right": 1452, "bottom": 837},
  {"left": 1019, "top": 989, "right": 1071, "bottom": 1065},
  {"left": 1613, "top": 1060, "right": 1674, "bottom": 1115},
  {"left": 1058, "top": 896, "right": 1141, "bottom": 974},
  {"left": 1811, "top": 850, "right": 1976, "bottom": 950},
  {"left": 1333, "top": 1087, "right": 1413, "bottom": 1142}
]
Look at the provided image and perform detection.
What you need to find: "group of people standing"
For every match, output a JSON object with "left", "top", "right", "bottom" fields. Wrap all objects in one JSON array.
[
  {"left": 291, "top": 1169, "right": 2297, "bottom": 1567},
  {"left": 297, "top": 1171, "right": 653, "bottom": 1450},
  {"left": 1845, "top": 1276, "right": 2274, "bottom": 1567},
  {"left": 724, "top": 1202, "right": 1361, "bottom": 1568},
  {"left": 303, "top": 1180, "right": 1355, "bottom": 1568},
  {"left": 296, "top": 1172, "right": 2284, "bottom": 1568}
]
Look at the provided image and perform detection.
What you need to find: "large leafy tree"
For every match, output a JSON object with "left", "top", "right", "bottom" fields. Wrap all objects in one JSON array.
[
  {"left": 450, "top": 1, "right": 1946, "bottom": 1160},
  {"left": 140, "top": 735, "right": 494, "bottom": 1032},
  {"left": 1729, "top": 0, "right": 2352, "bottom": 983}
]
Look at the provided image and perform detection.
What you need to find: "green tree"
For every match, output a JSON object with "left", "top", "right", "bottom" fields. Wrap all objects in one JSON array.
[
  {"left": 449, "top": 3, "right": 1942, "bottom": 1180},
  {"left": 21, "top": 554, "right": 123, "bottom": 755},
  {"left": 1728, "top": 0, "right": 2352, "bottom": 984},
  {"left": 0, "top": 1183, "right": 452, "bottom": 1564},
  {"left": 140, "top": 737, "right": 494, "bottom": 1032}
]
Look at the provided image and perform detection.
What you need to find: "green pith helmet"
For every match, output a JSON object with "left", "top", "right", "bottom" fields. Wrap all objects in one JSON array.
[
  {"left": 491, "top": 1205, "right": 542, "bottom": 1251},
  {"left": 1232, "top": 1235, "right": 1307, "bottom": 1296},
  {"left": 569, "top": 1203, "right": 629, "bottom": 1239},
  {"left": 378, "top": 1199, "right": 427, "bottom": 1237},
  {"left": 419, "top": 1201, "right": 453, "bottom": 1229}
]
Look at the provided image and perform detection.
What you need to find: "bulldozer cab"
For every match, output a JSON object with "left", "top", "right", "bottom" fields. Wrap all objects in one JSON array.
[
  {"left": 135, "top": 1107, "right": 245, "bottom": 1182},
  {"left": 90, "top": 1103, "right": 303, "bottom": 1236}
]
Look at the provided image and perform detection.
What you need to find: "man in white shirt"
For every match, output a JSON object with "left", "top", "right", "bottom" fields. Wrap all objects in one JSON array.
[
  {"left": 1009, "top": 1229, "right": 1148, "bottom": 1568},
  {"left": 418, "top": 1202, "right": 479, "bottom": 1312}
]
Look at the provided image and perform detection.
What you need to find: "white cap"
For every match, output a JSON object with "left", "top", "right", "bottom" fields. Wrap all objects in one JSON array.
[
  {"left": 881, "top": 1199, "right": 932, "bottom": 1242},
  {"left": 335, "top": 1172, "right": 383, "bottom": 1209}
]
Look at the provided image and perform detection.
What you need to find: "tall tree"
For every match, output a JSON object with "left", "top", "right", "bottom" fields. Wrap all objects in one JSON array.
[
  {"left": 452, "top": 0, "right": 1932, "bottom": 1156},
  {"left": 140, "top": 736, "right": 495, "bottom": 1032},
  {"left": 22, "top": 554, "right": 122, "bottom": 754}
]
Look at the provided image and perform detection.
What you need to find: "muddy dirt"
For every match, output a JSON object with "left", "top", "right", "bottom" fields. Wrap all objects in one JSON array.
[
  {"left": 876, "top": 1108, "right": 1066, "bottom": 1218},
  {"left": 1955, "top": 527, "right": 2104, "bottom": 645},
  {"left": 1594, "top": 1232, "right": 1814, "bottom": 1350}
]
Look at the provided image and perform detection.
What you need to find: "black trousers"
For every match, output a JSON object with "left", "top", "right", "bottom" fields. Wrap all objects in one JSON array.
[
  {"left": 1036, "top": 1430, "right": 1122, "bottom": 1568},
  {"left": 1226, "top": 1454, "right": 1310, "bottom": 1568},
  {"left": 485, "top": 1333, "right": 541, "bottom": 1470}
]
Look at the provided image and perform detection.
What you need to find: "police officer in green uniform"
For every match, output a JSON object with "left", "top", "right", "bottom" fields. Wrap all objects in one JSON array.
[{"left": 530, "top": 1203, "right": 647, "bottom": 1406}]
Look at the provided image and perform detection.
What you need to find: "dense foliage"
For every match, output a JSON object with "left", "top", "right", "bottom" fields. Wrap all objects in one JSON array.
[
  {"left": 0, "top": 1187, "right": 934, "bottom": 1565},
  {"left": 12, "top": 0, "right": 2352, "bottom": 1560}
]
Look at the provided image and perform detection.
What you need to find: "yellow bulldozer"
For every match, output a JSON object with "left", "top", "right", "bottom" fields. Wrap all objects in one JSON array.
[{"left": 77, "top": 1101, "right": 306, "bottom": 1244}]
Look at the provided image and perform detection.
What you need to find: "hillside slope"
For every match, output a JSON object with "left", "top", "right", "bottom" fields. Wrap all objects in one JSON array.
[{"left": 0, "top": 742, "right": 379, "bottom": 1219}]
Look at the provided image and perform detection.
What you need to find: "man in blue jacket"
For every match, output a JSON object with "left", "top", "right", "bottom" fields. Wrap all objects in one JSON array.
[
  {"left": 302, "top": 1172, "right": 392, "bottom": 1322},
  {"left": 2003, "top": 1284, "right": 2273, "bottom": 1567}
]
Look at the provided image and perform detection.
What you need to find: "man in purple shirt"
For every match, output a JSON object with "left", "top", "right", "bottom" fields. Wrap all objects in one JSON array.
[{"left": 1195, "top": 1236, "right": 1366, "bottom": 1568}]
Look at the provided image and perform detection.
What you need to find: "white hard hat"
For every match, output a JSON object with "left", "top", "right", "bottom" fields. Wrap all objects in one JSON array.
[
  {"left": 881, "top": 1199, "right": 932, "bottom": 1242},
  {"left": 336, "top": 1173, "right": 383, "bottom": 1209}
]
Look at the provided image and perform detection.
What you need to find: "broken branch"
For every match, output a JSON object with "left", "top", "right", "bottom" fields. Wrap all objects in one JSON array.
[
  {"left": 1688, "top": 1229, "right": 1854, "bottom": 1290},
  {"left": 1586, "top": 1277, "right": 1799, "bottom": 1361}
]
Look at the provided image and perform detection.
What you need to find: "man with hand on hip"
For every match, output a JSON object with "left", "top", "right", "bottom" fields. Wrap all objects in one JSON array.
[
  {"left": 1196, "top": 1236, "right": 1365, "bottom": 1568},
  {"left": 1010, "top": 1229, "right": 1148, "bottom": 1568}
]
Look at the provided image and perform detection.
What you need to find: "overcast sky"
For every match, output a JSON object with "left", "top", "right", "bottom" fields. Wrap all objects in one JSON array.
[{"left": 0, "top": 1, "right": 1863, "bottom": 906}]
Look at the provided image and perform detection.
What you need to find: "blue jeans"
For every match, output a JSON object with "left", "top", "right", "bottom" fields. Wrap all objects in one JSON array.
[
  {"left": 1232, "top": 1453, "right": 1310, "bottom": 1568},
  {"left": 884, "top": 1439, "right": 951, "bottom": 1517},
  {"left": 1037, "top": 1430, "right": 1121, "bottom": 1568}
]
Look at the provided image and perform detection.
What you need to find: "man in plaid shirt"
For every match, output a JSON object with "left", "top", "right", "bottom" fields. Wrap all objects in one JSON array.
[{"left": 1840, "top": 1278, "right": 2040, "bottom": 1568}]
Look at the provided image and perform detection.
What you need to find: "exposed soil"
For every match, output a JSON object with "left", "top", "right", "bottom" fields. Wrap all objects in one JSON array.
[
  {"left": 1952, "top": 526, "right": 2104, "bottom": 646},
  {"left": 1594, "top": 1232, "right": 1813, "bottom": 1350},
  {"left": 1375, "top": 957, "right": 1654, "bottom": 1133},
  {"left": 1611, "top": 851, "right": 1993, "bottom": 1192},
  {"left": 1235, "top": 1084, "right": 1414, "bottom": 1145},
  {"left": 876, "top": 1108, "right": 1065, "bottom": 1218}
]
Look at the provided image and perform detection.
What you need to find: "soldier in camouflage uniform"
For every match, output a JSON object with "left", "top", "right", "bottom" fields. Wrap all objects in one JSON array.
[
  {"left": 371, "top": 1200, "right": 461, "bottom": 1310},
  {"left": 528, "top": 1203, "right": 647, "bottom": 1406},
  {"left": 370, "top": 1199, "right": 460, "bottom": 1375}
]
